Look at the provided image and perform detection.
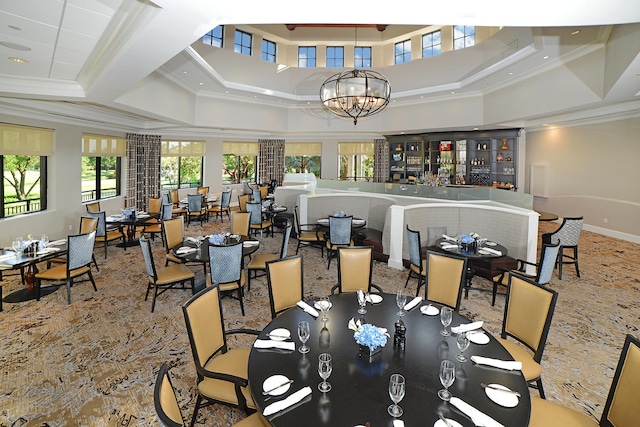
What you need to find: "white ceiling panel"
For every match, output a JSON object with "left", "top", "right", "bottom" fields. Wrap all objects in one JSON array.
[
  {"left": 62, "top": 2, "right": 112, "bottom": 37},
  {"left": 0, "top": 0, "right": 64, "bottom": 27}
]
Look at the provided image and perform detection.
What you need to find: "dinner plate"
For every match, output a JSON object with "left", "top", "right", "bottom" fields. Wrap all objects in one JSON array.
[
  {"left": 420, "top": 305, "right": 440, "bottom": 316},
  {"left": 314, "top": 301, "right": 332, "bottom": 311},
  {"left": 485, "top": 383, "right": 519, "bottom": 407},
  {"left": 262, "top": 374, "right": 291, "bottom": 396},
  {"left": 434, "top": 419, "right": 463, "bottom": 427},
  {"left": 468, "top": 331, "right": 490, "bottom": 345},
  {"left": 485, "top": 242, "right": 497, "bottom": 246},
  {"left": 368, "top": 294, "right": 383, "bottom": 304},
  {"left": 268, "top": 328, "right": 291, "bottom": 341}
]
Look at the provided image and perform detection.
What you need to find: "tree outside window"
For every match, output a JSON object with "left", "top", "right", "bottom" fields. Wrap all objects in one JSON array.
[
  {"left": 160, "top": 140, "right": 204, "bottom": 189},
  {"left": 222, "top": 155, "right": 256, "bottom": 184},
  {"left": 3, "top": 155, "right": 46, "bottom": 217},
  {"left": 338, "top": 142, "right": 374, "bottom": 181},
  {"left": 285, "top": 155, "right": 321, "bottom": 177}
]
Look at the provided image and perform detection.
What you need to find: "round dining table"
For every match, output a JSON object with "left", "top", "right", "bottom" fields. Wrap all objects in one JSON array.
[{"left": 248, "top": 292, "right": 530, "bottom": 427}]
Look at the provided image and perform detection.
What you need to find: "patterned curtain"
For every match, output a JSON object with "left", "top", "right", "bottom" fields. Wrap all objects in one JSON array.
[
  {"left": 125, "top": 133, "right": 161, "bottom": 211},
  {"left": 258, "top": 139, "right": 285, "bottom": 185},
  {"left": 373, "top": 138, "right": 389, "bottom": 183}
]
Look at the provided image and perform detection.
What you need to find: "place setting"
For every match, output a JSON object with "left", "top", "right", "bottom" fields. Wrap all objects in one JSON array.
[{"left": 253, "top": 327, "right": 296, "bottom": 352}]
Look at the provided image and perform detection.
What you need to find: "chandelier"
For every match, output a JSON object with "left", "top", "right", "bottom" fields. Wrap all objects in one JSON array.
[
  {"left": 320, "top": 69, "right": 391, "bottom": 125},
  {"left": 319, "top": 27, "right": 390, "bottom": 125}
]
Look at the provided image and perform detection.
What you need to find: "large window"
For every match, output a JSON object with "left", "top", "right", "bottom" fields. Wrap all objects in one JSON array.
[
  {"left": 422, "top": 30, "right": 442, "bottom": 58},
  {"left": 338, "top": 142, "right": 374, "bottom": 181},
  {"left": 454, "top": 25, "right": 475, "bottom": 50},
  {"left": 234, "top": 30, "right": 252, "bottom": 56},
  {"left": 284, "top": 143, "right": 322, "bottom": 178},
  {"left": 354, "top": 46, "right": 372, "bottom": 68},
  {"left": 262, "top": 38, "right": 276, "bottom": 62},
  {"left": 395, "top": 39, "right": 411, "bottom": 64},
  {"left": 222, "top": 142, "right": 258, "bottom": 184},
  {"left": 326, "top": 46, "right": 344, "bottom": 67},
  {"left": 203, "top": 26, "right": 223, "bottom": 47},
  {"left": 81, "top": 134, "right": 123, "bottom": 202},
  {"left": 298, "top": 46, "right": 316, "bottom": 68},
  {"left": 1, "top": 124, "right": 52, "bottom": 218},
  {"left": 161, "top": 140, "right": 204, "bottom": 190}
]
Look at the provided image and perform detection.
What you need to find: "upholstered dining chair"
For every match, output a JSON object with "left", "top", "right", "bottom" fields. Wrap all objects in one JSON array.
[
  {"left": 182, "top": 285, "right": 259, "bottom": 425},
  {"left": 139, "top": 235, "right": 195, "bottom": 313},
  {"left": 492, "top": 241, "right": 561, "bottom": 306},
  {"left": 251, "top": 188, "right": 261, "bottom": 204},
  {"left": 85, "top": 201, "right": 100, "bottom": 213},
  {"left": 405, "top": 225, "right": 427, "bottom": 296},
  {"left": 528, "top": 333, "right": 640, "bottom": 427},
  {"left": 424, "top": 250, "right": 467, "bottom": 311},
  {"left": 48, "top": 216, "right": 100, "bottom": 271},
  {"left": 238, "top": 194, "right": 249, "bottom": 213},
  {"left": 246, "top": 202, "right": 273, "bottom": 238},
  {"left": 85, "top": 211, "right": 125, "bottom": 258},
  {"left": 143, "top": 201, "right": 174, "bottom": 243},
  {"left": 230, "top": 212, "right": 251, "bottom": 237},
  {"left": 197, "top": 186, "right": 209, "bottom": 197},
  {"left": 331, "top": 246, "right": 383, "bottom": 294},
  {"left": 293, "top": 206, "right": 324, "bottom": 257},
  {"left": 266, "top": 254, "right": 304, "bottom": 319},
  {"left": 154, "top": 363, "right": 270, "bottom": 427},
  {"left": 542, "top": 216, "right": 583, "bottom": 279},
  {"left": 186, "top": 194, "right": 207, "bottom": 226},
  {"left": 209, "top": 189, "right": 231, "bottom": 222},
  {"left": 246, "top": 222, "right": 292, "bottom": 290},
  {"left": 325, "top": 215, "right": 354, "bottom": 269},
  {"left": 259, "top": 185, "right": 268, "bottom": 200},
  {"left": 162, "top": 216, "right": 185, "bottom": 266},
  {"left": 169, "top": 189, "right": 187, "bottom": 218},
  {"left": 35, "top": 230, "right": 97, "bottom": 304},
  {"left": 497, "top": 272, "right": 558, "bottom": 399},
  {"left": 207, "top": 241, "right": 247, "bottom": 315},
  {"left": 148, "top": 197, "right": 162, "bottom": 216}
]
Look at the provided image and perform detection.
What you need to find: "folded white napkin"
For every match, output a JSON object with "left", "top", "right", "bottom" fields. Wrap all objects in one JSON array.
[
  {"left": 185, "top": 237, "right": 200, "bottom": 243},
  {"left": 441, "top": 244, "right": 459, "bottom": 250},
  {"left": 442, "top": 234, "right": 458, "bottom": 242},
  {"left": 451, "top": 321, "right": 484, "bottom": 334},
  {"left": 479, "top": 247, "right": 502, "bottom": 256},
  {"left": 450, "top": 397, "right": 504, "bottom": 427},
  {"left": 0, "top": 253, "right": 15, "bottom": 262},
  {"left": 317, "top": 218, "right": 329, "bottom": 224},
  {"left": 263, "top": 386, "right": 312, "bottom": 416},
  {"left": 404, "top": 296, "right": 422, "bottom": 311},
  {"left": 393, "top": 421, "right": 405, "bottom": 427},
  {"left": 353, "top": 219, "right": 365, "bottom": 225},
  {"left": 49, "top": 239, "right": 66, "bottom": 246},
  {"left": 243, "top": 241, "right": 259, "bottom": 247},
  {"left": 470, "top": 355, "right": 522, "bottom": 371},
  {"left": 296, "top": 301, "right": 319, "bottom": 317},
  {"left": 36, "top": 247, "right": 60, "bottom": 255},
  {"left": 176, "top": 247, "right": 196, "bottom": 255},
  {"left": 253, "top": 340, "right": 295, "bottom": 351}
]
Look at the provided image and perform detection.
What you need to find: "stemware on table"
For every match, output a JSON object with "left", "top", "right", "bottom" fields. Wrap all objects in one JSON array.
[
  {"left": 440, "top": 306, "right": 453, "bottom": 336},
  {"left": 396, "top": 289, "right": 407, "bottom": 317},
  {"left": 319, "top": 296, "right": 331, "bottom": 323},
  {"left": 388, "top": 373, "right": 406, "bottom": 417},
  {"left": 298, "top": 320, "right": 310, "bottom": 354},
  {"left": 357, "top": 289, "right": 367, "bottom": 314},
  {"left": 438, "top": 360, "right": 455, "bottom": 401},
  {"left": 456, "top": 331, "right": 470, "bottom": 362},
  {"left": 318, "top": 352, "right": 332, "bottom": 392}
]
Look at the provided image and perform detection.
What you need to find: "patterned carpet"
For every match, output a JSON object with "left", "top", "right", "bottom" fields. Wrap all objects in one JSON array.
[{"left": 0, "top": 218, "right": 638, "bottom": 426}]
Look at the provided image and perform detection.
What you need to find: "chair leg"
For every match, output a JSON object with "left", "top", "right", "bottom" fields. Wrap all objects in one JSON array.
[
  {"left": 92, "top": 254, "right": 99, "bottom": 271},
  {"left": 151, "top": 285, "right": 159, "bottom": 313},
  {"left": 573, "top": 247, "right": 580, "bottom": 278},
  {"left": 239, "top": 286, "right": 245, "bottom": 316},
  {"left": 66, "top": 278, "right": 72, "bottom": 304},
  {"left": 491, "top": 282, "right": 498, "bottom": 306},
  {"left": 535, "top": 378, "right": 546, "bottom": 399},
  {"left": 190, "top": 394, "right": 203, "bottom": 427},
  {"left": 88, "top": 270, "right": 98, "bottom": 292}
]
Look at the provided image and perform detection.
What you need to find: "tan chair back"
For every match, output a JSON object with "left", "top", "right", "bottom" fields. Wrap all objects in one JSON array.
[
  {"left": 259, "top": 185, "right": 268, "bottom": 199},
  {"left": 80, "top": 216, "right": 99, "bottom": 234},
  {"left": 163, "top": 217, "right": 184, "bottom": 250},
  {"left": 154, "top": 364, "right": 185, "bottom": 427},
  {"left": 601, "top": 334, "right": 640, "bottom": 427},
  {"left": 197, "top": 186, "right": 209, "bottom": 196},
  {"left": 231, "top": 212, "right": 251, "bottom": 236},
  {"left": 85, "top": 201, "right": 100, "bottom": 213},
  {"left": 266, "top": 255, "right": 303, "bottom": 319},
  {"left": 425, "top": 251, "right": 467, "bottom": 311},
  {"left": 182, "top": 285, "right": 226, "bottom": 372},
  {"left": 169, "top": 189, "right": 179, "bottom": 205},
  {"left": 238, "top": 194, "right": 249, "bottom": 212},
  {"left": 148, "top": 197, "right": 162, "bottom": 215},
  {"left": 503, "top": 273, "right": 558, "bottom": 361},
  {"left": 337, "top": 246, "right": 373, "bottom": 293}
]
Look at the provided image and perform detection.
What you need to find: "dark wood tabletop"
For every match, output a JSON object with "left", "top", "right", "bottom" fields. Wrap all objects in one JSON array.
[{"left": 249, "top": 292, "right": 530, "bottom": 427}]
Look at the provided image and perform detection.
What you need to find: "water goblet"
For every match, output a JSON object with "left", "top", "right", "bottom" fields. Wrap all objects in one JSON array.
[
  {"left": 12, "top": 239, "right": 20, "bottom": 254},
  {"left": 319, "top": 296, "right": 330, "bottom": 323},
  {"left": 438, "top": 360, "right": 456, "bottom": 401},
  {"left": 41, "top": 234, "right": 49, "bottom": 247},
  {"left": 387, "top": 373, "right": 406, "bottom": 417},
  {"left": 298, "top": 321, "right": 310, "bottom": 354},
  {"left": 440, "top": 306, "right": 452, "bottom": 336},
  {"left": 318, "top": 353, "right": 332, "bottom": 392},
  {"left": 396, "top": 289, "right": 407, "bottom": 317},
  {"left": 194, "top": 238, "right": 202, "bottom": 259},
  {"left": 357, "top": 289, "right": 367, "bottom": 314},
  {"left": 456, "top": 331, "right": 470, "bottom": 362}
]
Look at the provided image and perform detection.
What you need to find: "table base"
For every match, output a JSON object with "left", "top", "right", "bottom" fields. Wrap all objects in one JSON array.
[{"left": 3, "top": 285, "right": 61, "bottom": 303}]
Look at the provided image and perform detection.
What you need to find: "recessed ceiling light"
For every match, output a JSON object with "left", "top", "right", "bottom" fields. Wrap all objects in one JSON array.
[
  {"left": 543, "top": 123, "right": 548, "bottom": 126},
  {"left": 199, "top": 82, "right": 203, "bottom": 85},
  {"left": 451, "top": 91, "right": 455, "bottom": 94},
  {"left": 571, "top": 30, "right": 580, "bottom": 35},
  {"left": 473, "top": 127, "right": 479, "bottom": 130},
  {"left": 1, "top": 41, "right": 31, "bottom": 51},
  {"left": 8, "top": 57, "right": 28, "bottom": 63},
  {"left": 543, "top": 55, "right": 550, "bottom": 60},
  {"left": 182, "top": 71, "right": 188, "bottom": 74},
  {"left": 508, "top": 72, "right": 514, "bottom": 75},
  {"left": 420, "top": 96, "right": 424, "bottom": 99}
]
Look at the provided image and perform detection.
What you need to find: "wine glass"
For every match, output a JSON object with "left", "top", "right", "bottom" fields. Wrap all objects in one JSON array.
[
  {"left": 318, "top": 353, "right": 332, "bottom": 392},
  {"left": 41, "top": 234, "right": 49, "bottom": 247},
  {"left": 319, "top": 296, "right": 330, "bottom": 323},
  {"left": 456, "top": 331, "right": 470, "bottom": 362},
  {"left": 438, "top": 360, "right": 456, "bottom": 401},
  {"left": 440, "top": 306, "right": 452, "bottom": 336},
  {"left": 298, "top": 321, "right": 310, "bottom": 354},
  {"left": 357, "top": 289, "right": 367, "bottom": 314},
  {"left": 387, "top": 373, "right": 406, "bottom": 417},
  {"left": 396, "top": 289, "right": 407, "bottom": 317},
  {"left": 12, "top": 239, "right": 20, "bottom": 254},
  {"left": 194, "top": 238, "right": 202, "bottom": 259}
]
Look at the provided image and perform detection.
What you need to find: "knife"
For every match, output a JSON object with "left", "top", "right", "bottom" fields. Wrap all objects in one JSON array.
[
  {"left": 480, "top": 382, "right": 521, "bottom": 397},
  {"left": 439, "top": 414, "right": 453, "bottom": 427},
  {"left": 262, "top": 379, "right": 294, "bottom": 395}
]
